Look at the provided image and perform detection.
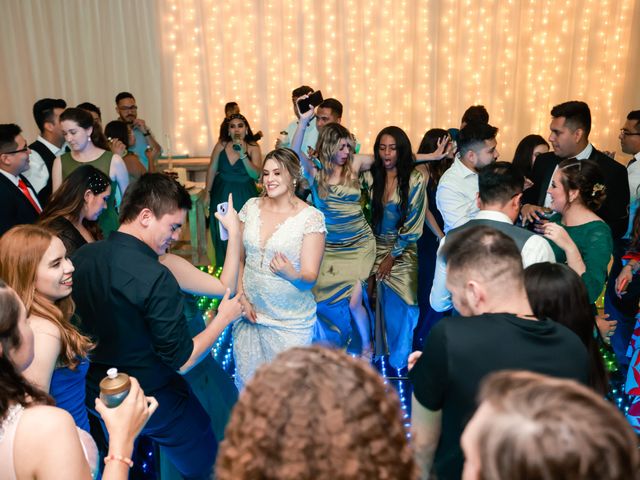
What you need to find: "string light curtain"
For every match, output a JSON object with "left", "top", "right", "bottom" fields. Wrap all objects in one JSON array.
[
  {"left": 0, "top": 1, "right": 638, "bottom": 158},
  {"left": 159, "top": 0, "right": 639, "bottom": 158}
]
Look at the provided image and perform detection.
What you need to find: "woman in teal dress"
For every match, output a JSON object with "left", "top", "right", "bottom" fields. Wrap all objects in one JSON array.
[
  {"left": 205, "top": 113, "right": 261, "bottom": 267},
  {"left": 292, "top": 110, "right": 376, "bottom": 355},
  {"left": 370, "top": 126, "right": 425, "bottom": 369},
  {"left": 52, "top": 108, "right": 129, "bottom": 238},
  {"left": 541, "top": 159, "right": 612, "bottom": 305}
]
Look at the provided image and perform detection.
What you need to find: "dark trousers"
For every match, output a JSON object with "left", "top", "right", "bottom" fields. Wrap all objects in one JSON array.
[
  {"left": 605, "top": 239, "right": 640, "bottom": 366},
  {"left": 88, "top": 375, "right": 217, "bottom": 480}
]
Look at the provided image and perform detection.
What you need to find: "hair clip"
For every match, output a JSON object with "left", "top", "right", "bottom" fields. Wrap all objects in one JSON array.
[{"left": 591, "top": 183, "right": 605, "bottom": 197}]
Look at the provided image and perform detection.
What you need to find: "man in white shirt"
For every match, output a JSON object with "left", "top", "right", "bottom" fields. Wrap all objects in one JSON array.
[
  {"left": 621, "top": 110, "right": 640, "bottom": 238},
  {"left": 436, "top": 122, "right": 499, "bottom": 233},
  {"left": 24, "top": 98, "right": 66, "bottom": 206},
  {"left": 431, "top": 162, "right": 555, "bottom": 312},
  {"left": 277, "top": 85, "right": 319, "bottom": 155}
]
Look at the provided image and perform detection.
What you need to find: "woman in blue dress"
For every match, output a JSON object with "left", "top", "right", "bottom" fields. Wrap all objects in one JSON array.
[{"left": 369, "top": 126, "right": 426, "bottom": 369}]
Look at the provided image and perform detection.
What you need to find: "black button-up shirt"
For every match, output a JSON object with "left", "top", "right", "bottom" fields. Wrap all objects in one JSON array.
[{"left": 72, "top": 231, "right": 193, "bottom": 393}]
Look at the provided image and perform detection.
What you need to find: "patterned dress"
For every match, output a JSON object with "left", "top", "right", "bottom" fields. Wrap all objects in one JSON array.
[{"left": 233, "top": 197, "right": 326, "bottom": 389}]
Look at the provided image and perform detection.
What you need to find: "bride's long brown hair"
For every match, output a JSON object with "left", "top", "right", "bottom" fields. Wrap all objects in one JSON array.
[{"left": 0, "top": 225, "right": 93, "bottom": 369}]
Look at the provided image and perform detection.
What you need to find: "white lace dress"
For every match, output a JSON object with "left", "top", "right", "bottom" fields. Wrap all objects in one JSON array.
[{"left": 233, "top": 197, "right": 327, "bottom": 388}]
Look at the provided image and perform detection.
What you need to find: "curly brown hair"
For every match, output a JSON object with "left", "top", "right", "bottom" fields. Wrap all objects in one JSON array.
[{"left": 216, "top": 346, "right": 417, "bottom": 480}]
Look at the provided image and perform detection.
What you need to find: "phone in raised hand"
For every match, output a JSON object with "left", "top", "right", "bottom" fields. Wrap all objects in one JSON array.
[{"left": 217, "top": 202, "right": 229, "bottom": 241}]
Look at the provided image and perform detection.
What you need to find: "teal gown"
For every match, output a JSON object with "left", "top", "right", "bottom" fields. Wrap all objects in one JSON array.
[{"left": 209, "top": 149, "right": 258, "bottom": 267}]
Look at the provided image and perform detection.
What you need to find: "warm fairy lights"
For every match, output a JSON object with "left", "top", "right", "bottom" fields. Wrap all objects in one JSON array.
[{"left": 159, "top": 0, "right": 635, "bottom": 158}]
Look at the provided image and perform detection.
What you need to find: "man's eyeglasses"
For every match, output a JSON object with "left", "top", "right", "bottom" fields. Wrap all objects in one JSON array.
[
  {"left": 118, "top": 105, "right": 138, "bottom": 111},
  {"left": 1, "top": 145, "right": 29, "bottom": 155},
  {"left": 620, "top": 129, "right": 640, "bottom": 137}
]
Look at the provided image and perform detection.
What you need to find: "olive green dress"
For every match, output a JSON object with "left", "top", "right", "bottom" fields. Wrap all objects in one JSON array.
[
  {"left": 60, "top": 151, "right": 120, "bottom": 237},
  {"left": 311, "top": 180, "right": 376, "bottom": 347},
  {"left": 372, "top": 169, "right": 426, "bottom": 368}
]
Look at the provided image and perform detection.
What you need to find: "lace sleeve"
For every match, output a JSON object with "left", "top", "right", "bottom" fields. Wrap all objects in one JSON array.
[
  {"left": 304, "top": 207, "right": 327, "bottom": 235},
  {"left": 238, "top": 197, "right": 254, "bottom": 223}
]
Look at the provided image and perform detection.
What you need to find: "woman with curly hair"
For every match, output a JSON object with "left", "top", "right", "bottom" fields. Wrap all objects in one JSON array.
[
  {"left": 370, "top": 126, "right": 425, "bottom": 369},
  {"left": 540, "top": 159, "right": 613, "bottom": 305},
  {"left": 216, "top": 346, "right": 417, "bottom": 480},
  {"left": 0, "top": 225, "right": 94, "bottom": 433},
  {"left": 291, "top": 112, "right": 376, "bottom": 356},
  {"left": 205, "top": 113, "right": 262, "bottom": 266}
]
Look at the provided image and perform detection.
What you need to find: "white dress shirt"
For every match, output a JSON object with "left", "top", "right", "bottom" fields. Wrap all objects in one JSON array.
[
  {"left": 0, "top": 168, "right": 42, "bottom": 210},
  {"left": 624, "top": 151, "right": 640, "bottom": 239},
  {"left": 429, "top": 210, "right": 556, "bottom": 312},
  {"left": 23, "top": 135, "right": 65, "bottom": 193},
  {"left": 435, "top": 157, "right": 479, "bottom": 233},
  {"left": 543, "top": 143, "right": 594, "bottom": 208}
]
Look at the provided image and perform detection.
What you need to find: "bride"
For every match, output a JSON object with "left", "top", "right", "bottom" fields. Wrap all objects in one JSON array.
[{"left": 234, "top": 148, "right": 326, "bottom": 388}]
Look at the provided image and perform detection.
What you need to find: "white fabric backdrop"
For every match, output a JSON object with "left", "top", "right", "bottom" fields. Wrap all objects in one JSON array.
[{"left": 1, "top": 0, "right": 639, "bottom": 159}]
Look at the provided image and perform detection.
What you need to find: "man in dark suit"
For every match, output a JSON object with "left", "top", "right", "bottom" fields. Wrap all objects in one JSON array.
[
  {"left": 521, "top": 100, "right": 630, "bottom": 242},
  {"left": 0, "top": 124, "right": 41, "bottom": 236}
]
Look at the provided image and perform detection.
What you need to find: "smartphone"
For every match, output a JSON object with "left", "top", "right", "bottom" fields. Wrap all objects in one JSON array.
[
  {"left": 217, "top": 202, "right": 229, "bottom": 241},
  {"left": 298, "top": 90, "right": 323, "bottom": 114}
]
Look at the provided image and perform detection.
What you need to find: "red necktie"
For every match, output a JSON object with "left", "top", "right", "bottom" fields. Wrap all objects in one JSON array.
[{"left": 17, "top": 178, "right": 42, "bottom": 214}]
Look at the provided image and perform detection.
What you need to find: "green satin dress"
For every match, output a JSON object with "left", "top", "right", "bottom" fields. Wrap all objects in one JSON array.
[
  {"left": 209, "top": 149, "right": 258, "bottom": 267},
  {"left": 372, "top": 169, "right": 426, "bottom": 368},
  {"left": 311, "top": 180, "right": 375, "bottom": 347},
  {"left": 60, "top": 151, "right": 120, "bottom": 238}
]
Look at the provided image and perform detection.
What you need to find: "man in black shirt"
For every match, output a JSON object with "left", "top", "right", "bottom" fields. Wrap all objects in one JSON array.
[
  {"left": 409, "top": 226, "right": 589, "bottom": 480},
  {"left": 72, "top": 174, "right": 242, "bottom": 479}
]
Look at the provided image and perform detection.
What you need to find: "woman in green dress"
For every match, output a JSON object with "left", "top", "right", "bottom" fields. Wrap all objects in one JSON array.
[
  {"left": 292, "top": 113, "right": 376, "bottom": 355},
  {"left": 52, "top": 108, "right": 129, "bottom": 238},
  {"left": 370, "top": 126, "right": 425, "bottom": 369},
  {"left": 540, "top": 159, "right": 612, "bottom": 305},
  {"left": 205, "top": 113, "right": 261, "bottom": 267}
]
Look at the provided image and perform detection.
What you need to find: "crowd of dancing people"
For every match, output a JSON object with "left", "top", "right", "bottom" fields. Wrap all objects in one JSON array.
[{"left": 1, "top": 88, "right": 640, "bottom": 480}]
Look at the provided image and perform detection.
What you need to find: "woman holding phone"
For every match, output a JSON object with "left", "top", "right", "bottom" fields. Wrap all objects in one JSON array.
[{"left": 205, "top": 114, "right": 262, "bottom": 267}]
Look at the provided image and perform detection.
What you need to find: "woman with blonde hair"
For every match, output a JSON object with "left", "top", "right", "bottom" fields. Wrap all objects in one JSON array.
[
  {"left": 0, "top": 225, "right": 93, "bottom": 432},
  {"left": 233, "top": 148, "right": 326, "bottom": 388},
  {"left": 216, "top": 346, "right": 417, "bottom": 480},
  {"left": 292, "top": 116, "right": 376, "bottom": 355}
]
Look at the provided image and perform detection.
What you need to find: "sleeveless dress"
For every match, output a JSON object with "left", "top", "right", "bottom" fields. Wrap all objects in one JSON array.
[
  {"left": 372, "top": 169, "right": 426, "bottom": 368},
  {"left": 209, "top": 148, "right": 258, "bottom": 267},
  {"left": 311, "top": 182, "right": 376, "bottom": 347},
  {"left": 232, "top": 197, "right": 326, "bottom": 389},
  {"left": 50, "top": 358, "right": 90, "bottom": 432},
  {"left": 0, "top": 404, "right": 23, "bottom": 480},
  {"left": 60, "top": 151, "right": 119, "bottom": 237}
]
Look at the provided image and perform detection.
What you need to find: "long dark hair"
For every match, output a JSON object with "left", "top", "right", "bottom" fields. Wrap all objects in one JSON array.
[
  {"left": 417, "top": 128, "right": 453, "bottom": 186},
  {"left": 39, "top": 165, "right": 110, "bottom": 241},
  {"left": 104, "top": 120, "right": 131, "bottom": 148},
  {"left": 371, "top": 126, "right": 413, "bottom": 233},
  {"left": 512, "top": 134, "right": 549, "bottom": 179},
  {"left": 59, "top": 107, "right": 110, "bottom": 150},
  {"left": 524, "top": 262, "right": 608, "bottom": 395},
  {"left": 218, "top": 113, "right": 260, "bottom": 144},
  {"left": 0, "top": 280, "right": 54, "bottom": 418}
]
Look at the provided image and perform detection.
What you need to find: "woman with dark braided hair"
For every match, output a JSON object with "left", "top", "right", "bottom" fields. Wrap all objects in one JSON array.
[
  {"left": 539, "top": 159, "right": 613, "bottom": 305},
  {"left": 205, "top": 113, "right": 262, "bottom": 266},
  {"left": 216, "top": 346, "right": 417, "bottom": 480},
  {"left": 370, "top": 126, "right": 425, "bottom": 369}
]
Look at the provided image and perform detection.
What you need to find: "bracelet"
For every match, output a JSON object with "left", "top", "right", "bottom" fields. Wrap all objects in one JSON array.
[
  {"left": 104, "top": 454, "right": 134, "bottom": 468},
  {"left": 143, "top": 130, "right": 151, "bottom": 137}
]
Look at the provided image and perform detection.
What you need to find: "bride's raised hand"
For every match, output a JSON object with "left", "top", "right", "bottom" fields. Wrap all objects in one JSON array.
[{"left": 270, "top": 252, "right": 297, "bottom": 282}]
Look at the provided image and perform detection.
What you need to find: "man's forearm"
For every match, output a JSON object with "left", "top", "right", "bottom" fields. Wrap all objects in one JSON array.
[{"left": 179, "top": 313, "right": 232, "bottom": 374}]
